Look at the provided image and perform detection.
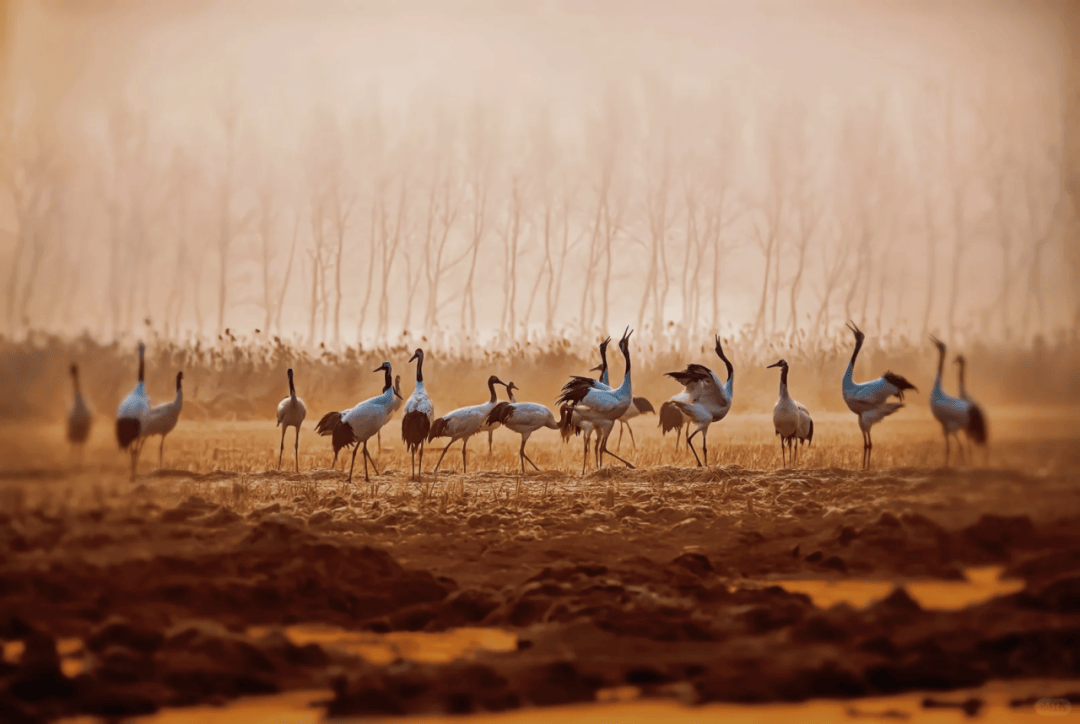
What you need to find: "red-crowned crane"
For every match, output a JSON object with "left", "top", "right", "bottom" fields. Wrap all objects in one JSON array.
[
  {"left": 767, "top": 359, "right": 813, "bottom": 467},
  {"left": 276, "top": 368, "right": 306, "bottom": 471},
  {"left": 401, "top": 349, "right": 434, "bottom": 481}
]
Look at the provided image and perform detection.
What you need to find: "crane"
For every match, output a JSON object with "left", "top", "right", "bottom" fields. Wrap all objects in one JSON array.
[
  {"left": 276, "top": 368, "right": 306, "bottom": 471},
  {"left": 767, "top": 359, "right": 813, "bottom": 467},
  {"left": 664, "top": 335, "right": 734, "bottom": 467}
]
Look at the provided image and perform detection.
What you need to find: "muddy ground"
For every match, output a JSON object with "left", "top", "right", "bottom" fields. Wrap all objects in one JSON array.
[{"left": 1, "top": 415, "right": 1079, "bottom": 721}]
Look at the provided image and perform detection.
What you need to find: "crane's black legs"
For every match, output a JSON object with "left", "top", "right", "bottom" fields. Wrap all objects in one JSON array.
[
  {"left": 348, "top": 443, "right": 360, "bottom": 483},
  {"left": 861, "top": 430, "right": 873, "bottom": 469},
  {"left": 686, "top": 430, "right": 703, "bottom": 467},
  {"left": 278, "top": 427, "right": 286, "bottom": 469},
  {"left": 294, "top": 428, "right": 300, "bottom": 472},
  {"left": 599, "top": 433, "right": 635, "bottom": 469},
  {"left": 462, "top": 438, "right": 469, "bottom": 474},
  {"left": 158, "top": 437, "right": 165, "bottom": 469},
  {"left": 364, "top": 442, "right": 380, "bottom": 478},
  {"left": 488, "top": 430, "right": 494, "bottom": 454}
]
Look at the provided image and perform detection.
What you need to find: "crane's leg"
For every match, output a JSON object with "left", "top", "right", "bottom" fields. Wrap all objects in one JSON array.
[
  {"left": 418, "top": 442, "right": 424, "bottom": 482},
  {"left": 701, "top": 428, "right": 709, "bottom": 467},
  {"left": 779, "top": 437, "right": 785, "bottom": 468},
  {"left": 362, "top": 441, "right": 370, "bottom": 482},
  {"left": 521, "top": 439, "right": 541, "bottom": 472},
  {"left": 348, "top": 443, "right": 360, "bottom": 483},
  {"left": 599, "top": 434, "right": 635, "bottom": 469},
  {"left": 627, "top": 423, "right": 637, "bottom": 450},
  {"left": 294, "top": 428, "right": 300, "bottom": 472},
  {"left": 617, "top": 422, "right": 624, "bottom": 451},
  {"left": 488, "top": 429, "right": 494, "bottom": 454},
  {"left": 364, "top": 442, "right": 381, "bottom": 476},
  {"left": 866, "top": 430, "right": 873, "bottom": 469},
  {"left": 377, "top": 429, "right": 382, "bottom": 451},
  {"left": 944, "top": 432, "right": 950, "bottom": 467},
  {"left": 410, "top": 448, "right": 416, "bottom": 480},
  {"left": 158, "top": 437, "right": 165, "bottom": 469},
  {"left": 685, "top": 430, "right": 703, "bottom": 467},
  {"left": 461, "top": 438, "right": 469, "bottom": 474},
  {"left": 581, "top": 435, "right": 589, "bottom": 477},
  {"left": 432, "top": 440, "right": 455, "bottom": 474},
  {"left": 279, "top": 427, "right": 286, "bottom": 469}
]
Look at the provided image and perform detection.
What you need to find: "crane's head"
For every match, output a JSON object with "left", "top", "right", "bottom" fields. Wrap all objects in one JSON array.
[
  {"left": 287, "top": 368, "right": 294, "bottom": 379},
  {"left": 589, "top": 363, "right": 604, "bottom": 372},
  {"left": 619, "top": 327, "right": 633, "bottom": 351},
  {"left": 598, "top": 336, "right": 611, "bottom": 354},
  {"left": 766, "top": 359, "right": 788, "bottom": 370},
  {"left": 929, "top": 334, "right": 945, "bottom": 353},
  {"left": 373, "top": 361, "right": 391, "bottom": 374},
  {"left": 845, "top": 320, "right": 864, "bottom": 342},
  {"left": 714, "top": 334, "right": 727, "bottom": 360},
  {"left": 409, "top": 348, "right": 424, "bottom": 364},
  {"left": 488, "top": 375, "right": 506, "bottom": 388},
  {"left": 505, "top": 381, "right": 519, "bottom": 393}
]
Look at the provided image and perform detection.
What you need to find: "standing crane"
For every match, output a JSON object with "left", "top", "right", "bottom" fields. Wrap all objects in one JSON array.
[
  {"left": 401, "top": 349, "right": 434, "bottom": 481},
  {"left": 842, "top": 321, "right": 917, "bottom": 469},
  {"left": 485, "top": 378, "right": 517, "bottom": 453},
  {"left": 559, "top": 338, "right": 610, "bottom": 473},
  {"left": 484, "top": 389, "right": 560, "bottom": 475},
  {"left": 556, "top": 328, "right": 636, "bottom": 473},
  {"left": 929, "top": 337, "right": 986, "bottom": 465},
  {"left": 955, "top": 353, "right": 989, "bottom": 459},
  {"left": 276, "top": 368, "right": 306, "bottom": 471},
  {"left": 116, "top": 342, "right": 150, "bottom": 480},
  {"left": 67, "top": 364, "right": 92, "bottom": 455},
  {"left": 315, "top": 362, "right": 403, "bottom": 483},
  {"left": 140, "top": 371, "right": 184, "bottom": 469},
  {"left": 767, "top": 359, "right": 813, "bottom": 467},
  {"left": 664, "top": 335, "right": 734, "bottom": 467},
  {"left": 427, "top": 375, "right": 510, "bottom": 474}
]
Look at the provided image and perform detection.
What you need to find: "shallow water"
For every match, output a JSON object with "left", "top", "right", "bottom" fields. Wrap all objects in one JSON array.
[{"left": 771, "top": 566, "right": 1023, "bottom": 610}]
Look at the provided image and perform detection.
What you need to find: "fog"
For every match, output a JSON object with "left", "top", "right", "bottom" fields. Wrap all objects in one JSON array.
[{"left": 1, "top": 0, "right": 1077, "bottom": 351}]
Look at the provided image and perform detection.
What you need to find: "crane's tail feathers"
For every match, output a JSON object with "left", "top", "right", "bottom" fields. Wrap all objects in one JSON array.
[
  {"left": 966, "top": 403, "right": 988, "bottom": 445},
  {"left": 315, "top": 411, "right": 344, "bottom": 437},
  {"left": 116, "top": 418, "right": 140, "bottom": 449},
  {"left": 427, "top": 416, "right": 449, "bottom": 442},
  {"left": 401, "top": 411, "right": 431, "bottom": 452},
  {"left": 665, "top": 364, "right": 712, "bottom": 387},
  {"left": 659, "top": 401, "right": 684, "bottom": 434},
  {"left": 806, "top": 419, "right": 814, "bottom": 446},
  {"left": 882, "top": 371, "right": 918, "bottom": 400},
  {"left": 633, "top": 396, "right": 656, "bottom": 414},
  {"left": 485, "top": 402, "right": 514, "bottom": 427},
  {"left": 556, "top": 376, "right": 598, "bottom": 406},
  {"left": 331, "top": 419, "right": 357, "bottom": 454},
  {"left": 557, "top": 403, "right": 580, "bottom": 440}
]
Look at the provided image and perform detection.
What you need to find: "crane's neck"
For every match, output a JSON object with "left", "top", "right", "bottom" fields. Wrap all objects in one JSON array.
[
  {"left": 382, "top": 367, "right": 393, "bottom": 392},
  {"left": 288, "top": 374, "right": 296, "bottom": 399},
  {"left": 934, "top": 346, "right": 945, "bottom": 393},
  {"left": 778, "top": 366, "right": 789, "bottom": 397},
  {"left": 487, "top": 378, "right": 498, "bottom": 404},
  {"left": 615, "top": 346, "right": 632, "bottom": 396},
  {"left": 138, "top": 349, "right": 145, "bottom": 383},
  {"left": 415, "top": 354, "right": 424, "bottom": 383},
  {"left": 72, "top": 370, "right": 81, "bottom": 398},
  {"left": 844, "top": 337, "right": 862, "bottom": 385},
  {"left": 599, "top": 345, "right": 610, "bottom": 387},
  {"left": 509, "top": 388, "right": 516, "bottom": 403}
]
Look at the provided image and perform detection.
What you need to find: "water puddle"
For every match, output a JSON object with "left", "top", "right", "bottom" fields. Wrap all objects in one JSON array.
[
  {"left": 247, "top": 624, "right": 519, "bottom": 663},
  {"left": 771, "top": 566, "right": 1023, "bottom": 610}
]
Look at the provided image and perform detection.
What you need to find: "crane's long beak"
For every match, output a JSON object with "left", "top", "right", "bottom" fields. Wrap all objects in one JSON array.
[
  {"left": 589, "top": 364, "right": 604, "bottom": 372},
  {"left": 408, "top": 352, "right": 419, "bottom": 363},
  {"left": 394, "top": 389, "right": 404, "bottom": 400},
  {"left": 766, "top": 362, "right": 781, "bottom": 369}
]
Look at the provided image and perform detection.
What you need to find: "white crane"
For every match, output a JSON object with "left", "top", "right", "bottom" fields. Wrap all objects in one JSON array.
[
  {"left": 615, "top": 396, "right": 655, "bottom": 451},
  {"left": 664, "top": 335, "right": 734, "bottom": 467},
  {"left": 317, "top": 365, "right": 397, "bottom": 469},
  {"left": 929, "top": 337, "right": 986, "bottom": 465},
  {"left": 484, "top": 390, "right": 560, "bottom": 475},
  {"left": 556, "top": 328, "right": 636, "bottom": 473},
  {"left": 116, "top": 342, "right": 151, "bottom": 480},
  {"left": 766, "top": 359, "right": 813, "bottom": 467},
  {"left": 559, "top": 338, "right": 610, "bottom": 473},
  {"left": 955, "top": 353, "right": 989, "bottom": 458},
  {"left": 140, "top": 371, "right": 184, "bottom": 469},
  {"left": 67, "top": 364, "right": 92, "bottom": 454},
  {"left": 401, "top": 349, "right": 434, "bottom": 481},
  {"left": 843, "top": 321, "right": 917, "bottom": 468},
  {"left": 427, "top": 374, "right": 509, "bottom": 474},
  {"left": 276, "top": 368, "right": 306, "bottom": 471},
  {"left": 485, "top": 379, "right": 517, "bottom": 453},
  {"left": 315, "top": 362, "right": 402, "bottom": 483}
]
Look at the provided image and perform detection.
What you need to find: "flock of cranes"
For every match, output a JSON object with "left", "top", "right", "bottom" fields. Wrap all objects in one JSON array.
[{"left": 63, "top": 323, "right": 990, "bottom": 481}]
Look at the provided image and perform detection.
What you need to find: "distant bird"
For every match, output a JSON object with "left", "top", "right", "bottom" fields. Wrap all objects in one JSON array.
[
  {"left": 928, "top": 337, "right": 986, "bottom": 465},
  {"left": 559, "top": 338, "right": 610, "bottom": 473},
  {"left": 377, "top": 374, "right": 403, "bottom": 451},
  {"left": 557, "top": 328, "right": 636, "bottom": 473},
  {"left": 486, "top": 379, "right": 517, "bottom": 453},
  {"left": 615, "top": 396, "right": 655, "bottom": 451},
  {"left": 484, "top": 389, "right": 560, "bottom": 475},
  {"left": 67, "top": 364, "right": 92, "bottom": 453},
  {"left": 315, "top": 362, "right": 402, "bottom": 483},
  {"left": 665, "top": 335, "right": 734, "bottom": 467},
  {"left": 842, "top": 321, "right": 917, "bottom": 469},
  {"left": 276, "top": 368, "right": 306, "bottom": 471},
  {"left": 401, "top": 349, "right": 434, "bottom": 481},
  {"left": 427, "top": 374, "right": 509, "bottom": 474},
  {"left": 955, "top": 354, "right": 989, "bottom": 456},
  {"left": 658, "top": 392, "right": 691, "bottom": 451},
  {"left": 116, "top": 342, "right": 151, "bottom": 480},
  {"left": 141, "top": 371, "right": 184, "bottom": 469},
  {"left": 767, "top": 359, "right": 813, "bottom": 467}
]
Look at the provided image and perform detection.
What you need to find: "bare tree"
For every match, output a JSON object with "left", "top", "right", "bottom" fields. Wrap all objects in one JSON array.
[
  {"left": 787, "top": 110, "right": 823, "bottom": 340},
  {"left": 751, "top": 103, "right": 793, "bottom": 338},
  {"left": 214, "top": 91, "right": 243, "bottom": 337},
  {"left": 460, "top": 100, "right": 494, "bottom": 331}
]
